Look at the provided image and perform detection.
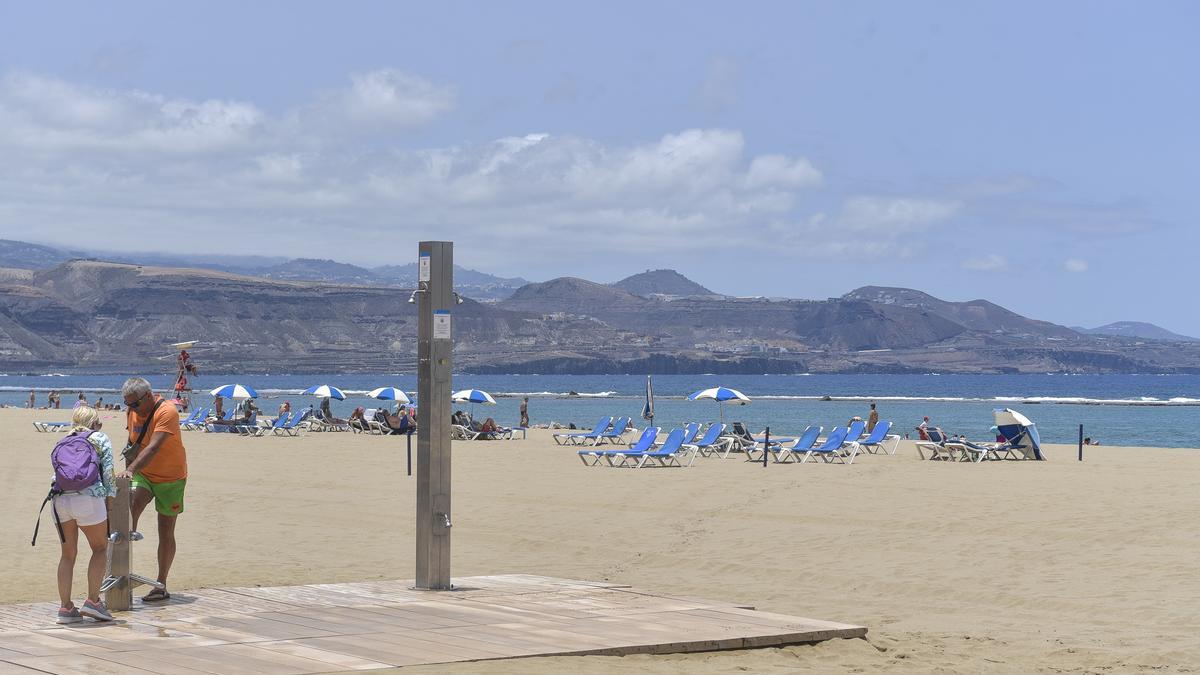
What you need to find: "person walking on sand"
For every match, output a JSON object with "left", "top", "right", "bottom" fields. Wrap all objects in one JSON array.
[
  {"left": 520, "top": 397, "right": 529, "bottom": 428},
  {"left": 119, "top": 377, "right": 187, "bottom": 602},
  {"left": 49, "top": 405, "right": 116, "bottom": 623},
  {"left": 867, "top": 403, "right": 879, "bottom": 433}
]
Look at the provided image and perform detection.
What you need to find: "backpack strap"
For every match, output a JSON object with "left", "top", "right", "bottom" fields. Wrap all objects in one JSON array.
[{"left": 31, "top": 487, "right": 65, "bottom": 546}]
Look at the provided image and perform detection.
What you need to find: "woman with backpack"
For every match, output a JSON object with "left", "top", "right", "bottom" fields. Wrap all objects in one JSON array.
[{"left": 50, "top": 405, "right": 116, "bottom": 623}]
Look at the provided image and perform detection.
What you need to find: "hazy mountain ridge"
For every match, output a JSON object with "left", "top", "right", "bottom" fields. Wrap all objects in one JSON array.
[
  {"left": 2, "top": 245, "right": 1199, "bottom": 374},
  {"left": 611, "top": 269, "right": 715, "bottom": 297},
  {"left": 1074, "top": 321, "right": 1199, "bottom": 343},
  {"left": 0, "top": 240, "right": 529, "bottom": 301}
]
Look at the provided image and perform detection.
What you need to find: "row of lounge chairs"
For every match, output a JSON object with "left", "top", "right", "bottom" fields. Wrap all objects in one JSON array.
[
  {"left": 577, "top": 427, "right": 700, "bottom": 468},
  {"left": 914, "top": 427, "right": 1040, "bottom": 462},
  {"left": 577, "top": 418, "right": 902, "bottom": 468}
]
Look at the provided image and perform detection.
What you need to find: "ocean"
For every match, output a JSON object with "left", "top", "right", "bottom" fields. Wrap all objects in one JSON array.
[{"left": 4, "top": 373, "right": 1199, "bottom": 448}]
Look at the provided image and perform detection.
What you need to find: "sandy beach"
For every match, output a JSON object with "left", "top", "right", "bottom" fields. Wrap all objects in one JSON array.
[{"left": 3, "top": 407, "right": 1198, "bottom": 673}]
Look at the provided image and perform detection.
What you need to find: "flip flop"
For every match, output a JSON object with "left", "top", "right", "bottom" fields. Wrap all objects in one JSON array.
[{"left": 141, "top": 588, "right": 170, "bottom": 602}]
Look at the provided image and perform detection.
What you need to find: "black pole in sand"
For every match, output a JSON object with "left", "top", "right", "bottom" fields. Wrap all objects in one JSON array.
[
  {"left": 1078, "top": 424, "right": 1083, "bottom": 462},
  {"left": 763, "top": 426, "right": 769, "bottom": 467},
  {"left": 407, "top": 432, "right": 413, "bottom": 476}
]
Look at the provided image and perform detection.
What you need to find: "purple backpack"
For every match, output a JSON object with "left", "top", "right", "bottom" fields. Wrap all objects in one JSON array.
[{"left": 51, "top": 432, "right": 100, "bottom": 492}]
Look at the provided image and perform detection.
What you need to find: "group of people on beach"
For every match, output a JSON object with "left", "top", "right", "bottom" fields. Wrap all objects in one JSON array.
[
  {"left": 43, "top": 377, "right": 187, "bottom": 623},
  {"left": 26, "top": 390, "right": 120, "bottom": 411}
]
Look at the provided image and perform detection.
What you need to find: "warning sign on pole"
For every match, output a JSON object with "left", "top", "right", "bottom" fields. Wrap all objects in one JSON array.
[
  {"left": 433, "top": 310, "right": 451, "bottom": 339},
  {"left": 419, "top": 253, "right": 431, "bottom": 282}
]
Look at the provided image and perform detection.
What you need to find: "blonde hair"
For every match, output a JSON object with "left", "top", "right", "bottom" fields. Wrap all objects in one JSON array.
[{"left": 71, "top": 405, "right": 100, "bottom": 433}]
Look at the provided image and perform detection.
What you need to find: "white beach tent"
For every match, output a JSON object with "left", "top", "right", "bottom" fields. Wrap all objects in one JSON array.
[{"left": 993, "top": 408, "right": 1043, "bottom": 460}]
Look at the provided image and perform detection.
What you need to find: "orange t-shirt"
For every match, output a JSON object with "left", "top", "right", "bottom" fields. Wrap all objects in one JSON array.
[{"left": 127, "top": 396, "right": 188, "bottom": 483}]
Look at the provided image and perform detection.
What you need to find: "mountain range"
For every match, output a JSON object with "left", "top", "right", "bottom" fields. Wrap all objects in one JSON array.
[
  {"left": 0, "top": 239, "right": 1197, "bottom": 374},
  {"left": 0, "top": 240, "right": 529, "bottom": 301}
]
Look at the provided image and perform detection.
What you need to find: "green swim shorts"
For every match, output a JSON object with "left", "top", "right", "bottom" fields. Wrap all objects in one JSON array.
[{"left": 131, "top": 474, "right": 186, "bottom": 516}]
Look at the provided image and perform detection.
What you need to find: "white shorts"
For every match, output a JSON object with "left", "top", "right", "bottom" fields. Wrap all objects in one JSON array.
[{"left": 53, "top": 493, "right": 107, "bottom": 527}]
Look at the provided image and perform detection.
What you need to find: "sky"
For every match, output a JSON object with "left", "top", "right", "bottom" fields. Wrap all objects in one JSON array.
[{"left": 0, "top": 1, "right": 1196, "bottom": 333}]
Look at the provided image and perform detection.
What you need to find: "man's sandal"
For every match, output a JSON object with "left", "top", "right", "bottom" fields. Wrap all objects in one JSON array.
[{"left": 141, "top": 588, "right": 171, "bottom": 602}]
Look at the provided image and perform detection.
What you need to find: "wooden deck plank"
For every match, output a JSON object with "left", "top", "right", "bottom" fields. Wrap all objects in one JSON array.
[
  {"left": 1, "top": 653, "right": 161, "bottom": 675},
  {"left": 0, "top": 575, "right": 866, "bottom": 673},
  {"left": 249, "top": 640, "right": 395, "bottom": 671}
]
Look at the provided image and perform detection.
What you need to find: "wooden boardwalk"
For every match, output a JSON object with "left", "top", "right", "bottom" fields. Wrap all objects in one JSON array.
[{"left": 0, "top": 575, "right": 866, "bottom": 673}]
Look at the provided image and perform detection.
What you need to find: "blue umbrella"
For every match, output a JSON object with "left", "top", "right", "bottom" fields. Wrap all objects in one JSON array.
[
  {"left": 641, "top": 375, "right": 655, "bottom": 423},
  {"left": 368, "top": 387, "right": 412, "bottom": 403},
  {"left": 452, "top": 389, "right": 495, "bottom": 423},
  {"left": 210, "top": 384, "right": 258, "bottom": 399},
  {"left": 303, "top": 384, "right": 345, "bottom": 401},
  {"left": 687, "top": 386, "right": 750, "bottom": 422},
  {"left": 451, "top": 389, "right": 496, "bottom": 404}
]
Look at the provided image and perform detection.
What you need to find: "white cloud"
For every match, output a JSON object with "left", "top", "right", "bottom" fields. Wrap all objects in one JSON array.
[
  {"left": 0, "top": 71, "right": 829, "bottom": 261},
  {"left": 1064, "top": 258, "right": 1089, "bottom": 273},
  {"left": 0, "top": 71, "right": 263, "bottom": 155},
  {"left": 745, "top": 155, "right": 823, "bottom": 189},
  {"left": 326, "top": 69, "right": 455, "bottom": 128},
  {"left": 962, "top": 254, "right": 1007, "bottom": 271},
  {"left": 838, "top": 196, "right": 960, "bottom": 233}
]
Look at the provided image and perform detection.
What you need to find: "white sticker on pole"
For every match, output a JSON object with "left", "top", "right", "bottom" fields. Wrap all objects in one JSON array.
[
  {"left": 418, "top": 253, "right": 431, "bottom": 282},
  {"left": 433, "top": 309, "right": 451, "bottom": 339}
]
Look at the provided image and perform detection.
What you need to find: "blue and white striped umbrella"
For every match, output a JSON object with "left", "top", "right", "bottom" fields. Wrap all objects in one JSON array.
[
  {"left": 687, "top": 386, "right": 750, "bottom": 422},
  {"left": 451, "top": 389, "right": 496, "bottom": 404},
  {"left": 210, "top": 384, "right": 258, "bottom": 399},
  {"left": 368, "top": 387, "right": 412, "bottom": 403},
  {"left": 303, "top": 384, "right": 346, "bottom": 400},
  {"left": 687, "top": 387, "right": 751, "bottom": 403}
]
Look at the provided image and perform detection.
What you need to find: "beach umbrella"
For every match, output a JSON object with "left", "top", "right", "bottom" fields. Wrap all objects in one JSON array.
[
  {"left": 687, "top": 386, "right": 750, "bottom": 422},
  {"left": 993, "top": 408, "right": 1043, "bottom": 460},
  {"left": 302, "top": 384, "right": 345, "bottom": 401},
  {"left": 641, "top": 375, "right": 655, "bottom": 424},
  {"left": 451, "top": 389, "right": 496, "bottom": 405},
  {"left": 452, "top": 389, "right": 495, "bottom": 422},
  {"left": 209, "top": 384, "right": 258, "bottom": 399},
  {"left": 368, "top": 387, "right": 412, "bottom": 404}
]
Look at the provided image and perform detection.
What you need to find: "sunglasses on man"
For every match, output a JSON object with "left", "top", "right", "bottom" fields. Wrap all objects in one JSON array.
[{"left": 124, "top": 391, "right": 151, "bottom": 409}]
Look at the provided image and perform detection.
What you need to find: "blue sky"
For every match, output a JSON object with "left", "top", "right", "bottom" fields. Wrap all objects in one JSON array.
[{"left": 0, "top": 1, "right": 1196, "bottom": 333}]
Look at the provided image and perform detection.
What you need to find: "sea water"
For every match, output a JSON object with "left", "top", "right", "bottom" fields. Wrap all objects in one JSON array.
[{"left": 3, "top": 373, "right": 1198, "bottom": 448}]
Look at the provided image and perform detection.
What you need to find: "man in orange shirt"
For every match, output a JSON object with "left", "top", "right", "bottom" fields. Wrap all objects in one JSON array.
[{"left": 118, "top": 377, "right": 187, "bottom": 602}]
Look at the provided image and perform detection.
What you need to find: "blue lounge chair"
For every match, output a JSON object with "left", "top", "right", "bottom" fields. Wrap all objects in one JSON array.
[
  {"left": 596, "top": 416, "right": 633, "bottom": 445},
  {"left": 181, "top": 408, "right": 211, "bottom": 431},
  {"left": 272, "top": 412, "right": 309, "bottom": 436},
  {"left": 553, "top": 416, "right": 613, "bottom": 446},
  {"left": 32, "top": 421, "right": 70, "bottom": 432},
  {"left": 672, "top": 422, "right": 701, "bottom": 446},
  {"left": 846, "top": 419, "right": 867, "bottom": 442},
  {"left": 253, "top": 413, "right": 291, "bottom": 436},
  {"left": 610, "top": 428, "right": 695, "bottom": 468},
  {"left": 800, "top": 427, "right": 853, "bottom": 464},
  {"left": 915, "top": 428, "right": 958, "bottom": 460},
  {"left": 578, "top": 427, "right": 658, "bottom": 466},
  {"left": 745, "top": 431, "right": 798, "bottom": 463},
  {"left": 177, "top": 409, "right": 202, "bottom": 427},
  {"left": 769, "top": 426, "right": 823, "bottom": 463},
  {"left": 851, "top": 421, "right": 900, "bottom": 455},
  {"left": 683, "top": 423, "right": 727, "bottom": 457}
]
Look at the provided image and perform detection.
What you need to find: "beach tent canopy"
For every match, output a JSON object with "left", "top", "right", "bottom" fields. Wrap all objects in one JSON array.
[
  {"left": 687, "top": 387, "right": 750, "bottom": 404},
  {"left": 368, "top": 387, "right": 412, "bottom": 403},
  {"left": 993, "top": 408, "right": 1044, "bottom": 460},
  {"left": 451, "top": 389, "right": 496, "bottom": 405},
  {"left": 303, "top": 384, "right": 346, "bottom": 400},
  {"left": 210, "top": 384, "right": 258, "bottom": 399}
]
